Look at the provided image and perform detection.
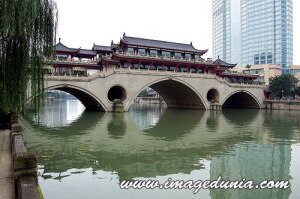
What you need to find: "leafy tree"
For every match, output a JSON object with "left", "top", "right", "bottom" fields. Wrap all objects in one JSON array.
[
  {"left": 0, "top": 0, "right": 57, "bottom": 113},
  {"left": 269, "top": 74, "right": 298, "bottom": 99},
  {"left": 138, "top": 89, "right": 148, "bottom": 97},
  {"left": 291, "top": 87, "right": 300, "bottom": 97}
]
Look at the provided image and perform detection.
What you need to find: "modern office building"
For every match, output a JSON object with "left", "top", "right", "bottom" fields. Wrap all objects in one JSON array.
[{"left": 212, "top": 0, "right": 293, "bottom": 71}]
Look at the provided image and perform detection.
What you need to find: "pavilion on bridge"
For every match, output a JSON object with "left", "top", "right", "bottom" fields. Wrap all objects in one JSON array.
[{"left": 45, "top": 34, "right": 259, "bottom": 83}]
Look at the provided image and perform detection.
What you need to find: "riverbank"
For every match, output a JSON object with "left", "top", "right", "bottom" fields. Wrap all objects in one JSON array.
[
  {"left": 0, "top": 115, "right": 40, "bottom": 199},
  {"left": 134, "top": 97, "right": 166, "bottom": 105},
  {"left": 0, "top": 129, "right": 14, "bottom": 199},
  {"left": 265, "top": 100, "right": 300, "bottom": 110}
]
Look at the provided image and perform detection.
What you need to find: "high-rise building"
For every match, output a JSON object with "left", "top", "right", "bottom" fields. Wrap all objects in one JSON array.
[{"left": 212, "top": 0, "right": 293, "bottom": 71}]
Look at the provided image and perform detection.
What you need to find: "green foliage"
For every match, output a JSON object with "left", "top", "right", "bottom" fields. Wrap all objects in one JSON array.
[
  {"left": 269, "top": 74, "right": 298, "bottom": 99},
  {"left": 292, "top": 87, "right": 300, "bottom": 96},
  {"left": 0, "top": 0, "right": 57, "bottom": 113},
  {"left": 138, "top": 89, "right": 148, "bottom": 97}
]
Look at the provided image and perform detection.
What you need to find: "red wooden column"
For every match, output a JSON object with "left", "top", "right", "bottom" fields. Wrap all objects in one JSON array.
[
  {"left": 175, "top": 63, "right": 180, "bottom": 72},
  {"left": 203, "top": 68, "right": 207, "bottom": 74},
  {"left": 104, "top": 60, "right": 108, "bottom": 71},
  {"left": 126, "top": 60, "right": 131, "bottom": 71}
]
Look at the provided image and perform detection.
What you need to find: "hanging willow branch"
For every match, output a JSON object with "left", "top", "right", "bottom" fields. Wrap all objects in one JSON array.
[{"left": 0, "top": 0, "right": 57, "bottom": 114}]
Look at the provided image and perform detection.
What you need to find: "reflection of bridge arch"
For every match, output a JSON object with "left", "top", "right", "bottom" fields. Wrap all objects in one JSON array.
[
  {"left": 221, "top": 90, "right": 262, "bottom": 109},
  {"left": 128, "top": 77, "right": 208, "bottom": 110},
  {"left": 45, "top": 84, "right": 107, "bottom": 112}
]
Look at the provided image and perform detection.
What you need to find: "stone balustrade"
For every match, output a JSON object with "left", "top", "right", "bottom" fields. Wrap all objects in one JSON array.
[
  {"left": 10, "top": 114, "right": 39, "bottom": 199},
  {"left": 44, "top": 58, "right": 99, "bottom": 64},
  {"left": 115, "top": 51, "right": 210, "bottom": 64}
]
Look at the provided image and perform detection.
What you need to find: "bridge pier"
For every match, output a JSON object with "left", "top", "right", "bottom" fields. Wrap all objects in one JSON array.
[{"left": 210, "top": 103, "right": 222, "bottom": 111}]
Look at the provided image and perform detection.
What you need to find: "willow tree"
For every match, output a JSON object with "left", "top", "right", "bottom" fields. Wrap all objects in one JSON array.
[{"left": 0, "top": 0, "right": 57, "bottom": 114}]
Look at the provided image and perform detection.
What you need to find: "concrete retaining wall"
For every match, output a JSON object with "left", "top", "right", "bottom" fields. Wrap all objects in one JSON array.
[{"left": 265, "top": 100, "right": 300, "bottom": 110}]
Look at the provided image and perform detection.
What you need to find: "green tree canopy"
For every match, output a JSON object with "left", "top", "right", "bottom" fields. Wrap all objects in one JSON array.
[
  {"left": 269, "top": 74, "right": 298, "bottom": 99},
  {"left": 0, "top": 0, "right": 57, "bottom": 113}
]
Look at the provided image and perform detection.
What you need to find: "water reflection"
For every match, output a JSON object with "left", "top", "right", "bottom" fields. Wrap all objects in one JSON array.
[
  {"left": 107, "top": 114, "right": 127, "bottom": 138},
  {"left": 31, "top": 99, "right": 85, "bottom": 127},
  {"left": 129, "top": 104, "right": 166, "bottom": 130},
  {"left": 21, "top": 101, "right": 300, "bottom": 199},
  {"left": 142, "top": 109, "right": 204, "bottom": 140}
]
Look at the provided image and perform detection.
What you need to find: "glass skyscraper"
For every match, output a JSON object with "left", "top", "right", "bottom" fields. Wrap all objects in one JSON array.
[{"left": 212, "top": 0, "right": 293, "bottom": 70}]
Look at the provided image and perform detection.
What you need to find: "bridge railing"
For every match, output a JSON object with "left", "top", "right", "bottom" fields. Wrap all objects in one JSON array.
[
  {"left": 44, "top": 58, "right": 100, "bottom": 64},
  {"left": 115, "top": 51, "right": 212, "bottom": 64}
]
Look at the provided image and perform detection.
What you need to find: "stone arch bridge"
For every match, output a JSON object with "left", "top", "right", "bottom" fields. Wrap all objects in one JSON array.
[{"left": 28, "top": 69, "right": 265, "bottom": 112}]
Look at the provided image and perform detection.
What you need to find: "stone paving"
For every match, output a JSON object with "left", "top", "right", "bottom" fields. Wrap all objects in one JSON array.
[{"left": 0, "top": 130, "right": 14, "bottom": 199}]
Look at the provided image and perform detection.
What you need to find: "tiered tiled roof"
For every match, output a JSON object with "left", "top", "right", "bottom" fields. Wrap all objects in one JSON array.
[
  {"left": 77, "top": 49, "right": 97, "bottom": 56},
  {"left": 121, "top": 35, "right": 208, "bottom": 55},
  {"left": 212, "top": 56, "right": 237, "bottom": 68},
  {"left": 92, "top": 44, "right": 113, "bottom": 52},
  {"left": 55, "top": 42, "right": 79, "bottom": 53}
]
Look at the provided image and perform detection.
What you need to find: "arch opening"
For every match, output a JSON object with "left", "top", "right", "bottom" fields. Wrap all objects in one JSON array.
[
  {"left": 133, "top": 80, "right": 206, "bottom": 110},
  {"left": 207, "top": 89, "right": 219, "bottom": 103},
  {"left": 108, "top": 86, "right": 127, "bottom": 102},
  {"left": 223, "top": 92, "right": 260, "bottom": 109},
  {"left": 51, "top": 87, "right": 105, "bottom": 112}
]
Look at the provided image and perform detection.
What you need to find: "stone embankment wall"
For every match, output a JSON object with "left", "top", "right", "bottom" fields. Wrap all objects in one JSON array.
[
  {"left": 10, "top": 114, "right": 40, "bottom": 199},
  {"left": 134, "top": 97, "right": 166, "bottom": 105},
  {"left": 265, "top": 100, "right": 300, "bottom": 110}
]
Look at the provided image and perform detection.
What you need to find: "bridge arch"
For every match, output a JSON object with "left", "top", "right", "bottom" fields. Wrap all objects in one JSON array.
[
  {"left": 44, "top": 84, "right": 107, "bottom": 112},
  {"left": 128, "top": 77, "right": 207, "bottom": 110},
  {"left": 221, "top": 90, "right": 262, "bottom": 109}
]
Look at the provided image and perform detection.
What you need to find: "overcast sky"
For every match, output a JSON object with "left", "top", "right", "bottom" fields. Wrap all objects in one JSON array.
[{"left": 56, "top": 0, "right": 299, "bottom": 64}]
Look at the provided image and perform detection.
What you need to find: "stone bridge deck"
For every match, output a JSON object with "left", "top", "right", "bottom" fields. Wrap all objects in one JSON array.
[{"left": 28, "top": 68, "right": 265, "bottom": 112}]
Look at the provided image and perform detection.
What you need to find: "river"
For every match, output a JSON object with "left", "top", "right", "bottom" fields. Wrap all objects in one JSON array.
[{"left": 21, "top": 98, "right": 300, "bottom": 199}]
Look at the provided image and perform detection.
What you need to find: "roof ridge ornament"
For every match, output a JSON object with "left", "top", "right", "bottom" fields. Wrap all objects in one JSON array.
[
  {"left": 123, "top": 32, "right": 126, "bottom": 37},
  {"left": 59, "top": 38, "right": 61, "bottom": 43}
]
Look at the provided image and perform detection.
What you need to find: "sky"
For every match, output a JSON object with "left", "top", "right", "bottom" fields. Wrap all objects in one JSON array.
[{"left": 56, "top": 0, "right": 300, "bottom": 64}]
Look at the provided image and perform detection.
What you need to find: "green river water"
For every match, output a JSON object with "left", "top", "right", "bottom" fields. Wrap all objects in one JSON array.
[{"left": 22, "top": 98, "right": 300, "bottom": 199}]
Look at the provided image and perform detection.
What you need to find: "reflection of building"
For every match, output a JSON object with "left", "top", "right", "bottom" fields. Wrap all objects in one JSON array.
[
  {"left": 212, "top": 0, "right": 293, "bottom": 69},
  {"left": 37, "top": 99, "right": 67, "bottom": 126},
  {"left": 146, "top": 88, "right": 159, "bottom": 98},
  {"left": 38, "top": 92, "right": 85, "bottom": 127},
  {"left": 232, "top": 64, "right": 282, "bottom": 85},
  {"left": 210, "top": 144, "right": 291, "bottom": 199}
]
